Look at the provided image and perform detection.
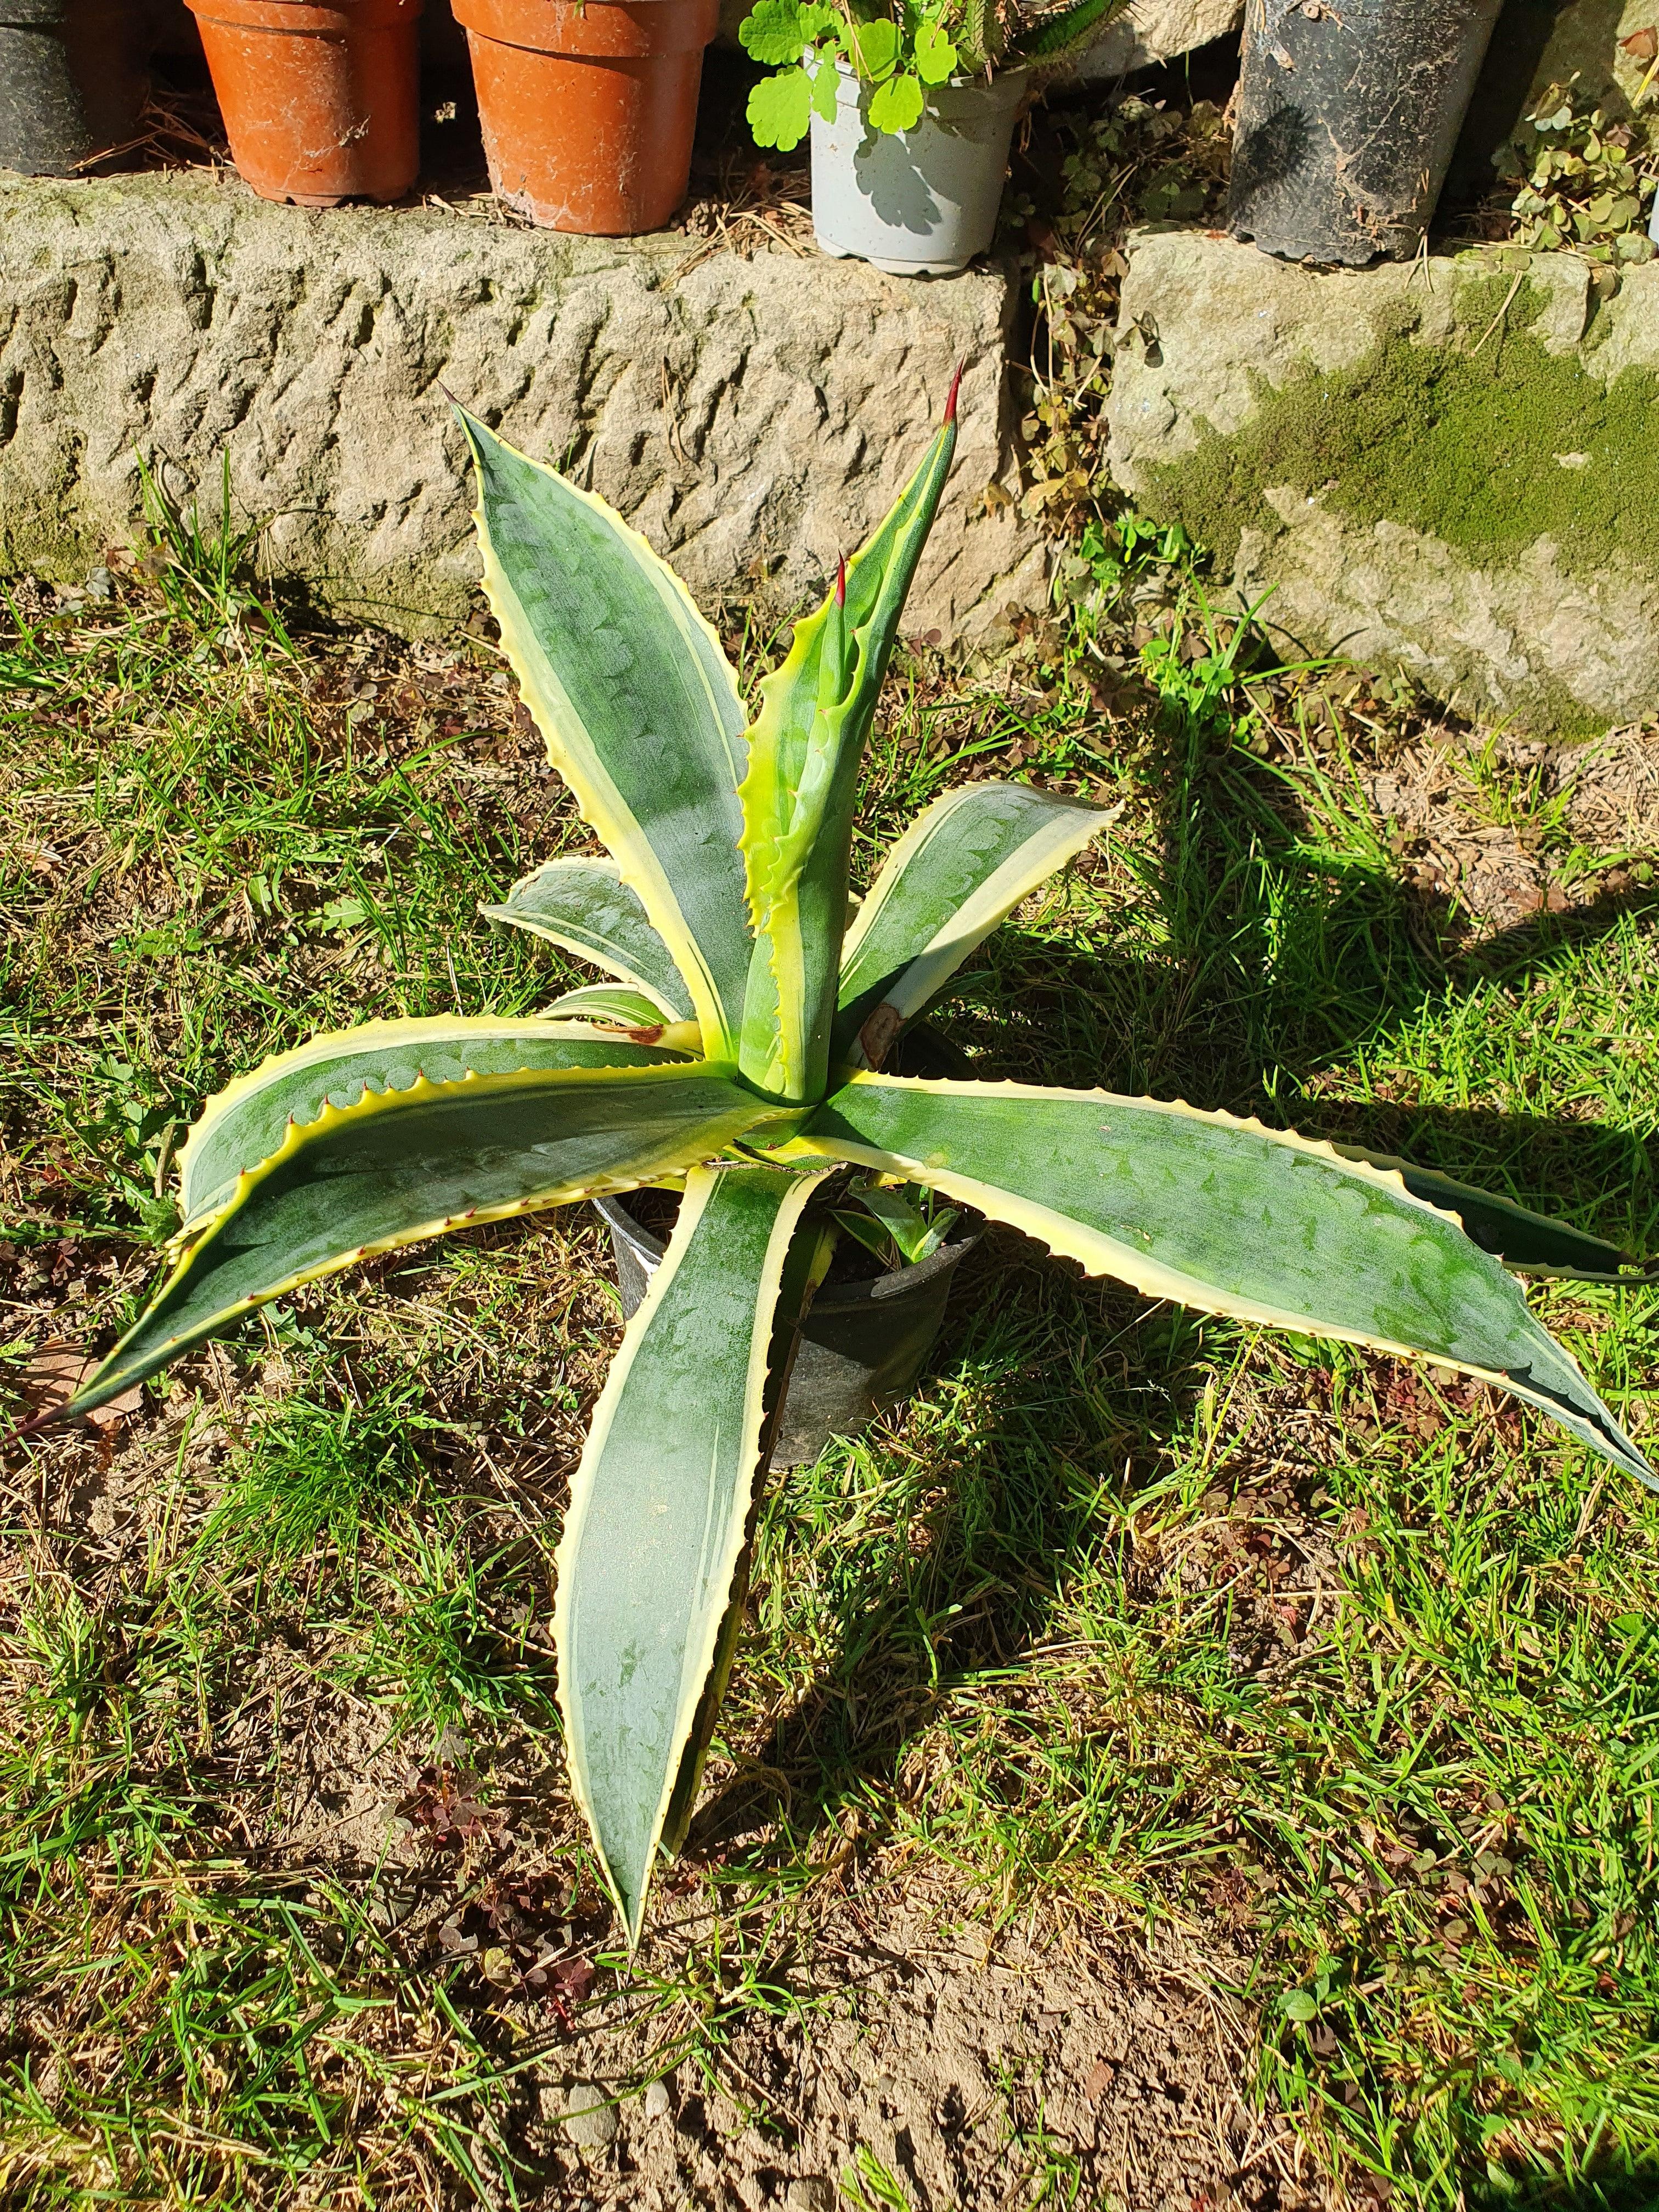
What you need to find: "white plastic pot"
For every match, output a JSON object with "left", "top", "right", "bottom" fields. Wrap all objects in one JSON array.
[{"left": 810, "top": 60, "right": 1027, "bottom": 277}]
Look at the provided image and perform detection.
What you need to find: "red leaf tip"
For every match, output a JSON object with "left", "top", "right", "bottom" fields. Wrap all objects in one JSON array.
[
  {"left": 835, "top": 555, "right": 847, "bottom": 607},
  {"left": 944, "top": 364, "right": 963, "bottom": 425}
]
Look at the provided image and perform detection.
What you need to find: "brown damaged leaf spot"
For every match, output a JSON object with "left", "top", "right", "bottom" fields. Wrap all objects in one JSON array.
[{"left": 857, "top": 1000, "right": 904, "bottom": 1071}]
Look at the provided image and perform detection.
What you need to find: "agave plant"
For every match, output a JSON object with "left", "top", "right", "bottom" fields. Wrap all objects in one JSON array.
[{"left": 35, "top": 389, "right": 1655, "bottom": 1943}]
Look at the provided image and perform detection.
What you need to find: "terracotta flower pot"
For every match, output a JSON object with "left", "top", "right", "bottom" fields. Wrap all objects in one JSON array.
[
  {"left": 185, "top": 0, "right": 422, "bottom": 207},
  {"left": 452, "top": 0, "right": 716, "bottom": 234}
]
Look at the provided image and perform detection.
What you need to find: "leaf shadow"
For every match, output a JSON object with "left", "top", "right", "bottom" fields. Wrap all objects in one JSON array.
[
  {"left": 690, "top": 701, "right": 1659, "bottom": 1938},
  {"left": 689, "top": 1223, "right": 1177, "bottom": 1869}
]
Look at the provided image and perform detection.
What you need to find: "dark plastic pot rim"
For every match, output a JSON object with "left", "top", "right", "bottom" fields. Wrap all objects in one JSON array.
[{"left": 594, "top": 1189, "right": 981, "bottom": 1312}]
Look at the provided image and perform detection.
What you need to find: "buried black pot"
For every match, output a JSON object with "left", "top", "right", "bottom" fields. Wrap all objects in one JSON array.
[
  {"left": 0, "top": 0, "right": 148, "bottom": 177},
  {"left": 595, "top": 1192, "right": 979, "bottom": 1470},
  {"left": 1227, "top": 0, "right": 1503, "bottom": 265}
]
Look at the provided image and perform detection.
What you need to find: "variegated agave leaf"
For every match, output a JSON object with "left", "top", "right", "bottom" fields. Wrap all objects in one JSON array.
[
  {"left": 460, "top": 409, "right": 753, "bottom": 1062},
  {"left": 555, "top": 1162, "right": 830, "bottom": 1938},
  {"left": 61, "top": 1062, "right": 768, "bottom": 1424},
  {"left": 735, "top": 382, "right": 960, "bottom": 1102},
  {"left": 1327, "top": 1143, "right": 1647, "bottom": 1283},
  {"left": 834, "top": 781, "right": 1118, "bottom": 1066},
  {"left": 784, "top": 1074, "right": 1654, "bottom": 1488},
  {"left": 483, "top": 855, "right": 696, "bottom": 1024},
  {"left": 174, "top": 1016, "right": 678, "bottom": 1238}
]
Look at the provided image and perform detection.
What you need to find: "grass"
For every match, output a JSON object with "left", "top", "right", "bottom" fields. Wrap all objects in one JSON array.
[{"left": 0, "top": 506, "right": 1656, "bottom": 2210}]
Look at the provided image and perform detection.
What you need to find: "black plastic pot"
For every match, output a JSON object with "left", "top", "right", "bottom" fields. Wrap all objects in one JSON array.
[
  {"left": 0, "top": 0, "right": 147, "bottom": 178},
  {"left": 1227, "top": 0, "right": 1504, "bottom": 266},
  {"left": 595, "top": 1194, "right": 979, "bottom": 1469},
  {"left": 66, "top": 0, "right": 148, "bottom": 159}
]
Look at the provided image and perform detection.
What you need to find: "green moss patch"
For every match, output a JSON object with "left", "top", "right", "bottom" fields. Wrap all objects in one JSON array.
[{"left": 1139, "top": 280, "right": 1659, "bottom": 583}]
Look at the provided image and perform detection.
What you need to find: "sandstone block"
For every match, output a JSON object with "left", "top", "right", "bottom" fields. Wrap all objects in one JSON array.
[
  {"left": 0, "top": 172, "right": 1046, "bottom": 644},
  {"left": 1073, "top": 0, "right": 1242, "bottom": 78},
  {"left": 1107, "top": 226, "right": 1659, "bottom": 733}
]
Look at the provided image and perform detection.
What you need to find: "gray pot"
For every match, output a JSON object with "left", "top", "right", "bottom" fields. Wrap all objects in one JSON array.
[{"left": 810, "top": 60, "right": 1026, "bottom": 277}]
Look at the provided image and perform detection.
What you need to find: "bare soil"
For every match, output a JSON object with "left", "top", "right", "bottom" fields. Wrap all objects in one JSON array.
[
  {"left": 1363, "top": 719, "right": 1659, "bottom": 933},
  {"left": 512, "top": 1878, "right": 1310, "bottom": 2212}
]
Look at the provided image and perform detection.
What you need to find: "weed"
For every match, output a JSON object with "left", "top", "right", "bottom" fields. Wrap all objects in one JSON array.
[
  {"left": 199, "top": 1384, "right": 442, "bottom": 1568},
  {"left": 134, "top": 449, "right": 295, "bottom": 651},
  {"left": 363, "top": 1526, "right": 536, "bottom": 1730},
  {"left": 1496, "top": 77, "right": 1657, "bottom": 270},
  {"left": 844, "top": 2142, "right": 916, "bottom": 2209}
]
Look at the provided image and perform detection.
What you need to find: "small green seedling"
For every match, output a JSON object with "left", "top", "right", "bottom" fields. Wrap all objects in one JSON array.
[{"left": 834, "top": 1180, "right": 960, "bottom": 1268}]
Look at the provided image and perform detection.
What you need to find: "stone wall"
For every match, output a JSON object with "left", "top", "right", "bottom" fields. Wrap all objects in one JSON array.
[
  {"left": 1107, "top": 227, "right": 1659, "bottom": 734},
  {"left": 0, "top": 172, "right": 1047, "bottom": 642}
]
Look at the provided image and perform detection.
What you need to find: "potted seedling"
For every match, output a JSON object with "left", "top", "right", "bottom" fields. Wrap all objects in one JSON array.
[
  {"left": 1228, "top": 0, "right": 1504, "bottom": 264},
  {"left": 185, "top": 0, "right": 421, "bottom": 207},
  {"left": 30, "top": 387, "right": 1656, "bottom": 1947},
  {"left": 453, "top": 0, "right": 719, "bottom": 233},
  {"left": 743, "top": 0, "right": 1128, "bottom": 274}
]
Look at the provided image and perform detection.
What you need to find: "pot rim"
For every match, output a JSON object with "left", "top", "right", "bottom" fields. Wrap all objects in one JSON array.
[
  {"left": 186, "top": 0, "right": 421, "bottom": 25},
  {"left": 453, "top": 0, "right": 716, "bottom": 57},
  {"left": 595, "top": 1189, "right": 981, "bottom": 1312}
]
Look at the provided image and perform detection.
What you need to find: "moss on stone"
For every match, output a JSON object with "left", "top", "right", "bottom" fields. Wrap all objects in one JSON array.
[{"left": 1138, "top": 279, "right": 1659, "bottom": 584}]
